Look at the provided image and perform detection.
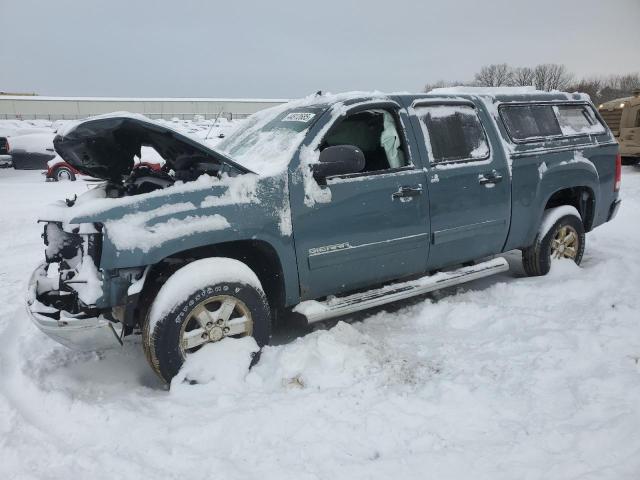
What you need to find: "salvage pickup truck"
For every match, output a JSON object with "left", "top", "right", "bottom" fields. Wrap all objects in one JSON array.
[{"left": 27, "top": 89, "right": 622, "bottom": 383}]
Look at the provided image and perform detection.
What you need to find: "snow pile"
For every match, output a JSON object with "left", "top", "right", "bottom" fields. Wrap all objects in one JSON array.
[
  {"left": 249, "top": 322, "right": 386, "bottom": 390},
  {"left": 171, "top": 337, "right": 260, "bottom": 392}
]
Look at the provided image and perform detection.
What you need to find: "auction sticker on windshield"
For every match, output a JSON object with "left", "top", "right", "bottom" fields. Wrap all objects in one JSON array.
[{"left": 282, "top": 112, "right": 316, "bottom": 123}]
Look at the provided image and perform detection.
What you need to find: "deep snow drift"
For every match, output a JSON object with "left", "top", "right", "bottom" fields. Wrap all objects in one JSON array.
[{"left": 1, "top": 167, "right": 640, "bottom": 479}]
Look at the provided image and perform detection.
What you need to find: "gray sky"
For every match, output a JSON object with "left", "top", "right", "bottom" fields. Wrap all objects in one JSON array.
[{"left": 1, "top": 0, "right": 639, "bottom": 98}]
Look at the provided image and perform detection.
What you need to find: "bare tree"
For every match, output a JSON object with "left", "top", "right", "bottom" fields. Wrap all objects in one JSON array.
[
  {"left": 510, "top": 67, "right": 535, "bottom": 87},
  {"left": 532, "top": 64, "right": 574, "bottom": 91},
  {"left": 568, "top": 77, "right": 604, "bottom": 102},
  {"left": 423, "top": 80, "right": 461, "bottom": 92},
  {"left": 474, "top": 63, "right": 513, "bottom": 87},
  {"left": 614, "top": 73, "right": 640, "bottom": 93}
]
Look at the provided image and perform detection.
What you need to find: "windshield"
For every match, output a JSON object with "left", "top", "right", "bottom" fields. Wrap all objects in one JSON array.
[{"left": 216, "top": 104, "right": 327, "bottom": 175}]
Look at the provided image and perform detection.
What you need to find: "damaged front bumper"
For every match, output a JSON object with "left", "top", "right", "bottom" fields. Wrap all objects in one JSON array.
[{"left": 26, "top": 263, "right": 122, "bottom": 351}]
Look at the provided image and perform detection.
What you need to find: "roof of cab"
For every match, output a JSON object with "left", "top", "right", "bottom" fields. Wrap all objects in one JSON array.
[
  {"left": 314, "top": 88, "right": 590, "bottom": 109},
  {"left": 411, "top": 86, "right": 588, "bottom": 104}
]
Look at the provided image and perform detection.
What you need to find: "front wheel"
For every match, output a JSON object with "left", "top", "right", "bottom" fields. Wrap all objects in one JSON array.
[
  {"left": 142, "top": 258, "right": 271, "bottom": 383},
  {"left": 522, "top": 207, "right": 585, "bottom": 277}
]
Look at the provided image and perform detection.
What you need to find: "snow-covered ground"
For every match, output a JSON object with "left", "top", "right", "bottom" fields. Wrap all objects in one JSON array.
[{"left": 1, "top": 166, "right": 639, "bottom": 479}]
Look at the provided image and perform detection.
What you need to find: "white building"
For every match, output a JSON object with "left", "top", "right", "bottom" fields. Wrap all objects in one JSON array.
[{"left": 0, "top": 96, "right": 288, "bottom": 120}]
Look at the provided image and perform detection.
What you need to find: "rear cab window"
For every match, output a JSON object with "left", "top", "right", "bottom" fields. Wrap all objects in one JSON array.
[
  {"left": 500, "top": 103, "right": 606, "bottom": 142},
  {"left": 415, "top": 104, "right": 490, "bottom": 164}
]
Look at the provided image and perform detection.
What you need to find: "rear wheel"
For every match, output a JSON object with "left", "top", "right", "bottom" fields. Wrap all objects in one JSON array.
[
  {"left": 54, "top": 166, "right": 76, "bottom": 181},
  {"left": 522, "top": 207, "right": 585, "bottom": 276},
  {"left": 621, "top": 157, "right": 640, "bottom": 166},
  {"left": 142, "top": 258, "right": 271, "bottom": 383}
]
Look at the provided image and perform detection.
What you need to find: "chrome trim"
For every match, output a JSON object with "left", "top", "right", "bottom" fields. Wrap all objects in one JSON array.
[{"left": 294, "top": 257, "right": 509, "bottom": 323}]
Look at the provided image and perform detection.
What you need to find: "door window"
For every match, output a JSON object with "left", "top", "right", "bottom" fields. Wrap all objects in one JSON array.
[
  {"left": 416, "top": 105, "right": 489, "bottom": 163},
  {"left": 322, "top": 109, "right": 408, "bottom": 173}
]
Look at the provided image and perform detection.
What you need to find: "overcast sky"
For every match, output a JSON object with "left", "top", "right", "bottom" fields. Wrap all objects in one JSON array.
[{"left": 1, "top": 0, "right": 639, "bottom": 99}]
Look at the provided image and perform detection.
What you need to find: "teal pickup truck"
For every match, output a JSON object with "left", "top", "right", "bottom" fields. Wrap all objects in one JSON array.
[{"left": 26, "top": 89, "right": 622, "bottom": 382}]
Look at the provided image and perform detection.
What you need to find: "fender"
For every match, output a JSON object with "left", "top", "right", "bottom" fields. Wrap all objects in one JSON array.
[{"left": 505, "top": 155, "right": 600, "bottom": 251}]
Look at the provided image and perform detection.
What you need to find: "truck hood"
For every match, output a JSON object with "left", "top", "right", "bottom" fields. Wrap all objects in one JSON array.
[{"left": 53, "top": 114, "right": 252, "bottom": 181}]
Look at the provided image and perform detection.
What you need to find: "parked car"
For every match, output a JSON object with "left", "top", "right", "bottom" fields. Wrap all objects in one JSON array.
[
  {"left": 598, "top": 89, "right": 640, "bottom": 164},
  {"left": 9, "top": 132, "right": 56, "bottom": 169},
  {"left": 26, "top": 90, "right": 621, "bottom": 383},
  {"left": 46, "top": 148, "right": 164, "bottom": 181},
  {"left": 0, "top": 136, "right": 11, "bottom": 168}
]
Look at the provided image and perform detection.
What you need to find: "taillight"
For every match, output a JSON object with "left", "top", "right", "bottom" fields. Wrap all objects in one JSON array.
[
  {"left": 5, "top": 139, "right": 9, "bottom": 153},
  {"left": 614, "top": 153, "right": 622, "bottom": 192}
]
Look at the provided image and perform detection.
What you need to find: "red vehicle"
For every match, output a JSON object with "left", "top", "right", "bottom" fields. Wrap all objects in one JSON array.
[{"left": 46, "top": 148, "right": 164, "bottom": 181}]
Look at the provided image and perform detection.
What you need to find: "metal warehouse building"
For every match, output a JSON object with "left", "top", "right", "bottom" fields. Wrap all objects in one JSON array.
[{"left": 0, "top": 96, "right": 288, "bottom": 120}]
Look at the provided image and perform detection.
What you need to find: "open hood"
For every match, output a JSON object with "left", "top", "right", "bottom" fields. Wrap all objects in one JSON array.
[{"left": 53, "top": 114, "right": 252, "bottom": 181}]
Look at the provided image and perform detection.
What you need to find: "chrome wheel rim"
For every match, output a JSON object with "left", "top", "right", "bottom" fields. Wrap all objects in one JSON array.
[
  {"left": 551, "top": 225, "right": 579, "bottom": 260},
  {"left": 57, "top": 169, "right": 71, "bottom": 180},
  {"left": 178, "top": 295, "right": 253, "bottom": 357}
]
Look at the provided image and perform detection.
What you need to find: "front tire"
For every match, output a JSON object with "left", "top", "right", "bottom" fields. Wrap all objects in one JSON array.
[
  {"left": 522, "top": 207, "right": 585, "bottom": 277},
  {"left": 142, "top": 258, "right": 271, "bottom": 383}
]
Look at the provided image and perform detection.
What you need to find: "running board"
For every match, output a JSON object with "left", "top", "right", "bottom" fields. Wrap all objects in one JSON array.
[{"left": 293, "top": 257, "right": 509, "bottom": 324}]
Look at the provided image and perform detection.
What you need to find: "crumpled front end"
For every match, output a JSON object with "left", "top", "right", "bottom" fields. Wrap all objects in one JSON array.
[{"left": 25, "top": 222, "right": 123, "bottom": 350}]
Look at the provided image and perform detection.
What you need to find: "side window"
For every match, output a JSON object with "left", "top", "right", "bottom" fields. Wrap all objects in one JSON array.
[
  {"left": 416, "top": 105, "right": 489, "bottom": 163},
  {"left": 500, "top": 105, "right": 562, "bottom": 141},
  {"left": 635, "top": 109, "right": 640, "bottom": 128},
  {"left": 322, "top": 109, "right": 408, "bottom": 173},
  {"left": 554, "top": 105, "right": 605, "bottom": 135}
]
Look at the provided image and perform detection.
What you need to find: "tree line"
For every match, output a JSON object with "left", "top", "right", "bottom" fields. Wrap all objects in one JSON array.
[{"left": 424, "top": 63, "right": 640, "bottom": 105}]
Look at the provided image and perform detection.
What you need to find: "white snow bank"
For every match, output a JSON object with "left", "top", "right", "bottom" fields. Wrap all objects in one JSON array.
[
  {"left": 171, "top": 337, "right": 260, "bottom": 392},
  {"left": 148, "top": 257, "right": 263, "bottom": 332},
  {"left": 248, "top": 321, "right": 387, "bottom": 390},
  {"left": 7, "top": 132, "right": 55, "bottom": 154}
]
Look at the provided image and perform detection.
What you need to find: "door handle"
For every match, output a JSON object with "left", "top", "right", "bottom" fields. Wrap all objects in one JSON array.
[
  {"left": 478, "top": 171, "right": 503, "bottom": 185},
  {"left": 392, "top": 184, "right": 423, "bottom": 200}
]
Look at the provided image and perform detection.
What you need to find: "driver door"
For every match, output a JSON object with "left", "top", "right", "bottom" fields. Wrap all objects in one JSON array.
[{"left": 290, "top": 103, "right": 430, "bottom": 300}]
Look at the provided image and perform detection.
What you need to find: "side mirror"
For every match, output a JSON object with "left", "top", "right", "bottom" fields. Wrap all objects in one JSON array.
[{"left": 313, "top": 145, "right": 365, "bottom": 180}]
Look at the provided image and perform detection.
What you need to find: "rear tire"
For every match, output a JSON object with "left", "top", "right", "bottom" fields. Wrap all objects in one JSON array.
[
  {"left": 621, "top": 157, "right": 640, "bottom": 166},
  {"left": 522, "top": 208, "right": 585, "bottom": 277},
  {"left": 142, "top": 258, "right": 271, "bottom": 383},
  {"left": 54, "top": 166, "right": 76, "bottom": 181}
]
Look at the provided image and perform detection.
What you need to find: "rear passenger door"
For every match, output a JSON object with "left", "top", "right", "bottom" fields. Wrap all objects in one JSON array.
[{"left": 411, "top": 100, "right": 511, "bottom": 269}]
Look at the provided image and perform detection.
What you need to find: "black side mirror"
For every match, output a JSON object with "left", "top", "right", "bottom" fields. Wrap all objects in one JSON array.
[{"left": 313, "top": 145, "right": 365, "bottom": 180}]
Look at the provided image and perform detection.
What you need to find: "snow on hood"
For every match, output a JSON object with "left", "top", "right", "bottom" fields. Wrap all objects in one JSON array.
[{"left": 53, "top": 112, "right": 250, "bottom": 181}]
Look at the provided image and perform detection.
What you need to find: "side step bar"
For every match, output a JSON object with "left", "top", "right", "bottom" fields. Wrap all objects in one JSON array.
[{"left": 293, "top": 257, "right": 509, "bottom": 324}]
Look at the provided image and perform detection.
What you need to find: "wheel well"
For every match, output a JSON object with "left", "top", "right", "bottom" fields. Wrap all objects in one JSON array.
[
  {"left": 137, "top": 240, "right": 286, "bottom": 327},
  {"left": 545, "top": 187, "right": 595, "bottom": 231}
]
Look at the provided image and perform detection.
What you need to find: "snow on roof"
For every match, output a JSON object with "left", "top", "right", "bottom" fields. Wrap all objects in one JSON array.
[
  {"left": 430, "top": 86, "right": 541, "bottom": 95},
  {"left": 429, "top": 86, "right": 591, "bottom": 102}
]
